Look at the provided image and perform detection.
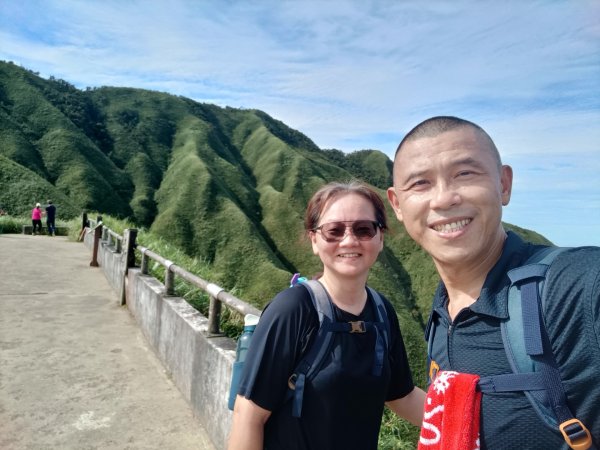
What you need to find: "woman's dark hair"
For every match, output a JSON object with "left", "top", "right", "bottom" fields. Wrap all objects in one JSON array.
[{"left": 304, "top": 181, "right": 388, "bottom": 232}]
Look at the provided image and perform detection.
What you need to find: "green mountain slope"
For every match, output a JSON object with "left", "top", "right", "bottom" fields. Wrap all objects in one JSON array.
[{"left": 0, "top": 61, "right": 554, "bottom": 386}]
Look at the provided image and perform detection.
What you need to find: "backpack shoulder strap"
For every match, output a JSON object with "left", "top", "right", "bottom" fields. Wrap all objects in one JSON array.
[
  {"left": 287, "top": 282, "right": 392, "bottom": 417},
  {"left": 287, "top": 280, "right": 336, "bottom": 418},
  {"left": 366, "top": 286, "right": 390, "bottom": 376},
  {"left": 496, "top": 247, "right": 568, "bottom": 428},
  {"left": 489, "top": 246, "right": 594, "bottom": 449},
  {"left": 504, "top": 246, "right": 568, "bottom": 374}
]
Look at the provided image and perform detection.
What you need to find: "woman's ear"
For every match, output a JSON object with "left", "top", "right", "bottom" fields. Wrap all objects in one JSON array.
[{"left": 309, "top": 231, "right": 319, "bottom": 256}]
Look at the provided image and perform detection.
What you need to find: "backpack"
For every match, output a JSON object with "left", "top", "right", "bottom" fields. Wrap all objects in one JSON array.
[
  {"left": 286, "top": 279, "right": 391, "bottom": 418},
  {"left": 426, "top": 246, "right": 595, "bottom": 450}
]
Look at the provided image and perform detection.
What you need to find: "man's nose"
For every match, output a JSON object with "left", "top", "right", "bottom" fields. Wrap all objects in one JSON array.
[{"left": 430, "top": 182, "right": 461, "bottom": 210}]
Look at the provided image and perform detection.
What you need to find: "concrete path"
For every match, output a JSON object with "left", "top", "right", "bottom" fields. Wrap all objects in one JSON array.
[{"left": 0, "top": 234, "right": 216, "bottom": 450}]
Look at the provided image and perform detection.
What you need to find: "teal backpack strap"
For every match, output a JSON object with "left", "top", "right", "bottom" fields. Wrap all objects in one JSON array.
[
  {"left": 505, "top": 247, "right": 569, "bottom": 370},
  {"left": 502, "top": 247, "right": 568, "bottom": 426},
  {"left": 483, "top": 246, "right": 595, "bottom": 450}
]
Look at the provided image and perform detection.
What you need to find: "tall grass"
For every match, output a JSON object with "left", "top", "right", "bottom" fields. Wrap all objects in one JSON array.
[{"left": 81, "top": 214, "right": 248, "bottom": 338}]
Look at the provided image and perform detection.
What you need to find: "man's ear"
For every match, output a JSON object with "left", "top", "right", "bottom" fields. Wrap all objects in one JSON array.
[
  {"left": 386, "top": 187, "right": 404, "bottom": 222},
  {"left": 500, "top": 165, "right": 513, "bottom": 206}
]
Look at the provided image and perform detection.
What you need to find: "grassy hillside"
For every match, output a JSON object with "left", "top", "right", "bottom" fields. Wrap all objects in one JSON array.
[
  {"left": 0, "top": 58, "right": 554, "bottom": 391},
  {"left": 0, "top": 154, "right": 79, "bottom": 217}
]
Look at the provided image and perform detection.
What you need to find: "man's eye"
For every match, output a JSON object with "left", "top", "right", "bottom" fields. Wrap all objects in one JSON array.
[{"left": 409, "top": 179, "right": 429, "bottom": 189}]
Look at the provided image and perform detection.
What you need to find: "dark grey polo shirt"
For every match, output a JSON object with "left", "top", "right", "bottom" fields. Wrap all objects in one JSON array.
[{"left": 426, "top": 231, "right": 600, "bottom": 449}]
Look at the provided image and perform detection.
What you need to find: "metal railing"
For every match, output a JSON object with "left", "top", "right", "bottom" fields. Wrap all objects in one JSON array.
[
  {"left": 103, "top": 228, "right": 123, "bottom": 252},
  {"left": 87, "top": 214, "right": 261, "bottom": 336},
  {"left": 137, "top": 245, "right": 261, "bottom": 335}
]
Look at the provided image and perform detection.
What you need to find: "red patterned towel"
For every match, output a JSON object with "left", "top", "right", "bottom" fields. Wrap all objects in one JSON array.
[{"left": 418, "top": 371, "right": 481, "bottom": 450}]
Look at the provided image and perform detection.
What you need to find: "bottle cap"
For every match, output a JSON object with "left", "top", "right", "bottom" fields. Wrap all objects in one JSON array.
[{"left": 244, "top": 314, "right": 260, "bottom": 327}]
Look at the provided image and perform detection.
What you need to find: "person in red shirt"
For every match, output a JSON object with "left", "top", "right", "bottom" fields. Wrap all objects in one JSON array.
[{"left": 31, "top": 203, "right": 42, "bottom": 235}]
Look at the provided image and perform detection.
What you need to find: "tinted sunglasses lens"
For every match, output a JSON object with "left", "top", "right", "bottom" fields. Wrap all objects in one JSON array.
[
  {"left": 321, "top": 223, "right": 347, "bottom": 240},
  {"left": 319, "top": 221, "right": 379, "bottom": 241},
  {"left": 352, "top": 221, "right": 378, "bottom": 239}
]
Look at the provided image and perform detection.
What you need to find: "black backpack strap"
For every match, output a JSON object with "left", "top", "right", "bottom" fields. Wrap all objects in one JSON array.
[
  {"left": 367, "top": 286, "right": 390, "bottom": 377},
  {"left": 287, "top": 280, "right": 336, "bottom": 418}
]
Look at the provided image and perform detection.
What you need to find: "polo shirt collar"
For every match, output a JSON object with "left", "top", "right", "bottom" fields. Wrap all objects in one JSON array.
[{"left": 428, "top": 231, "right": 527, "bottom": 322}]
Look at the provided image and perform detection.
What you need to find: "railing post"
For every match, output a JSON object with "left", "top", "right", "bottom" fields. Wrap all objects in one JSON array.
[
  {"left": 206, "top": 283, "right": 224, "bottom": 336},
  {"left": 207, "top": 296, "right": 222, "bottom": 335},
  {"left": 90, "top": 222, "right": 103, "bottom": 267},
  {"left": 164, "top": 261, "right": 175, "bottom": 296},
  {"left": 141, "top": 250, "right": 149, "bottom": 275},
  {"left": 119, "top": 228, "right": 138, "bottom": 306}
]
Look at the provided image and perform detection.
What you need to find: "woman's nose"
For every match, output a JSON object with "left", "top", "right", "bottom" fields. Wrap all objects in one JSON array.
[{"left": 338, "top": 228, "right": 360, "bottom": 244}]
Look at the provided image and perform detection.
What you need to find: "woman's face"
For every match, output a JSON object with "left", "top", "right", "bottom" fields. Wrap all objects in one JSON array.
[{"left": 310, "top": 193, "right": 384, "bottom": 283}]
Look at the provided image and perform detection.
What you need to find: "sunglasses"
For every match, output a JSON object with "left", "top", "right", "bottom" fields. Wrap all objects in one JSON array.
[{"left": 312, "top": 220, "right": 382, "bottom": 242}]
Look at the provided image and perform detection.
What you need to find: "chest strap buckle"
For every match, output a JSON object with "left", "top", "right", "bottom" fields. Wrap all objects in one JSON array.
[
  {"left": 559, "top": 418, "right": 592, "bottom": 450},
  {"left": 349, "top": 321, "right": 366, "bottom": 333}
]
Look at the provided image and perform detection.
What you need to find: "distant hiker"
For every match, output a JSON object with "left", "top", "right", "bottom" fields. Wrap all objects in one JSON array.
[
  {"left": 228, "top": 181, "right": 425, "bottom": 450},
  {"left": 31, "top": 203, "right": 42, "bottom": 235},
  {"left": 45, "top": 200, "right": 56, "bottom": 236},
  {"left": 387, "top": 116, "right": 599, "bottom": 449}
]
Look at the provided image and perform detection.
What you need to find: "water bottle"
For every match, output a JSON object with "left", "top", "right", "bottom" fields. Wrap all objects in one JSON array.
[{"left": 228, "top": 314, "right": 260, "bottom": 410}]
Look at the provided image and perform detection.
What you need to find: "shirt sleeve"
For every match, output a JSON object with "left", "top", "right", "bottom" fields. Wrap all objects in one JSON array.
[{"left": 587, "top": 248, "right": 600, "bottom": 344}]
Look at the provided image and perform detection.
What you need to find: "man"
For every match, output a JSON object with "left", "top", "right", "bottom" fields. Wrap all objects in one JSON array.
[
  {"left": 45, "top": 200, "right": 56, "bottom": 236},
  {"left": 387, "top": 116, "right": 599, "bottom": 449}
]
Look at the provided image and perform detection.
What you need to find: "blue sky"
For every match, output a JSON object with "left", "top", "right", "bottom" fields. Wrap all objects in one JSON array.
[{"left": 1, "top": 0, "right": 598, "bottom": 246}]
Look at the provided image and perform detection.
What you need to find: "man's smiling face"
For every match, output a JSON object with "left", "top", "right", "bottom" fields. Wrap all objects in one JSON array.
[{"left": 387, "top": 126, "right": 512, "bottom": 269}]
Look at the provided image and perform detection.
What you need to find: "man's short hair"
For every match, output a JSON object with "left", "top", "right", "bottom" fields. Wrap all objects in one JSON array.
[{"left": 394, "top": 116, "right": 502, "bottom": 170}]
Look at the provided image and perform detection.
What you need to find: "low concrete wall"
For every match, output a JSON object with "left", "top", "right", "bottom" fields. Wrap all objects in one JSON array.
[
  {"left": 102, "top": 242, "right": 126, "bottom": 294},
  {"left": 83, "top": 231, "right": 236, "bottom": 450},
  {"left": 22, "top": 225, "right": 69, "bottom": 236}
]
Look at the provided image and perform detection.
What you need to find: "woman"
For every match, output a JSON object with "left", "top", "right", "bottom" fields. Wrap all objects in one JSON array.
[
  {"left": 228, "top": 181, "right": 425, "bottom": 450},
  {"left": 31, "top": 203, "right": 42, "bottom": 235}
]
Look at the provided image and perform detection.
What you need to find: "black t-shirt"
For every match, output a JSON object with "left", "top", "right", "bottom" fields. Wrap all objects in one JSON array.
[
  {"left": 427, "top": 232, "right": 600, "bottom": 449},
  {"left": 238, "top": 284, "right": 415, "bottom": 450},
  {"left": 45, "top": 204, "right": 56, "bottom": 221}
]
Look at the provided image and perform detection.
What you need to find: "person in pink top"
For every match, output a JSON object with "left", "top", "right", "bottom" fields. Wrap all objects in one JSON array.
[{"left": 31, "top": 203, "right": 42, "bottom": 235}]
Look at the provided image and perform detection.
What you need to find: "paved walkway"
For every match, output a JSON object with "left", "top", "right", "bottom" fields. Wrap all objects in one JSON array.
[{"left": 0, "top": 234, "right": 215, "bottom": 450}]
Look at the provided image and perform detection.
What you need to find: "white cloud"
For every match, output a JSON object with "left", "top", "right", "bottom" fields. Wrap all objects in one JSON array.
[{"left": 0, "top": 0, "right": 598, "bottom": 245}]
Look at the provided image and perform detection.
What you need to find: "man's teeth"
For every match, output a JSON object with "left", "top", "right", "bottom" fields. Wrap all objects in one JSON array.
[
  {"left": 433, "top": 219, "right": 470, "bottom": 233},
  {"left": 339, "top": 253, "right": 360, "bottom": 258}
]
